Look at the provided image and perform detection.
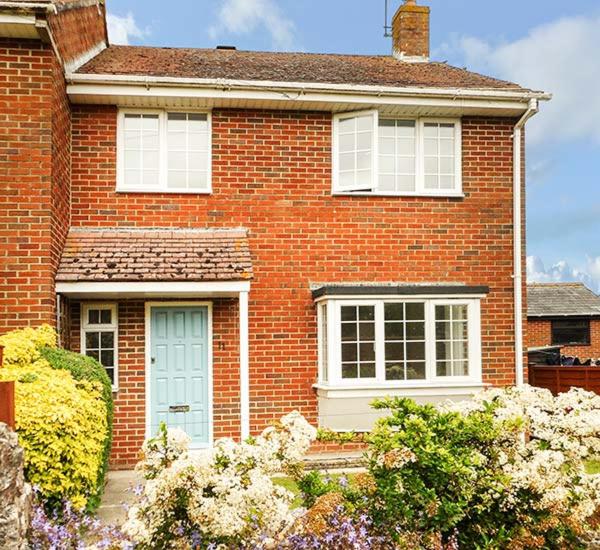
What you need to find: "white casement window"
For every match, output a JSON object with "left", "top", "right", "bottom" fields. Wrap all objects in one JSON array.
[
  {"left": 332, "top": 111, "right": 462, "bottom": 196},
  {"left": 117, "top": 110, "right": 211, "bottom": 193},
  {"left": 318, "top": 298, "right": 481, "bottom": 387},
  {"left": 81, "top": 304, "right": 118, "bottom": 390}
]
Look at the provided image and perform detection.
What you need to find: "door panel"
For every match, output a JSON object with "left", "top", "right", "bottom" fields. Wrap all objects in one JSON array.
[{"left": 150, "top": 306, "right": 209, "bottom": 447}]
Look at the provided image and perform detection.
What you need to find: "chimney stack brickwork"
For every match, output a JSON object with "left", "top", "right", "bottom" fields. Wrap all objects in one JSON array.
[{"left": 392, "top": 0, "right": 430, "bottom": 61}]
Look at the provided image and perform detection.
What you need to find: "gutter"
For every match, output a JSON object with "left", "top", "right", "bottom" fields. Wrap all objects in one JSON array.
[
  {"left": 513, "top": 98, "right": 539, "bottom": 386},
  {"left": 65, "top": 72, "right": 552, "bottom": 103}
]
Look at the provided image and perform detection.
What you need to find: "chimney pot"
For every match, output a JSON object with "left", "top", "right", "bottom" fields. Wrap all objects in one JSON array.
[{"left": 392, "top": 0, "right": 430, "bottom": 62}]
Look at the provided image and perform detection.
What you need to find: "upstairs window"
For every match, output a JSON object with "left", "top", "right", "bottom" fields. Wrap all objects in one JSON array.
[
  {"left": 333, "top": 110, "right": 461, "bottom": 196},
  {"left": 551, "top": 319, "right": 591, "bottom": 346},
  {"left": 118, "top": 110, "right": 211, "bottom": 193}
]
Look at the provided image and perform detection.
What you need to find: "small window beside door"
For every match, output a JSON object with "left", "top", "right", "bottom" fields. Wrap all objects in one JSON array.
[{"left": 81, "top": 304, "right": 118, "bottom": 390}]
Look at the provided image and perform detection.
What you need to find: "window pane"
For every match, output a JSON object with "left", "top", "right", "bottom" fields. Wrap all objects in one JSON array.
[
  {"left": 385, "top": 303, "right": 404, "bottom": 321},
  {"left": 342, "top": 343, "right": 357, "bottom": 362},
  {"left": 101, "top": 349, "right": 114, "bottom": 367},
  {"left": 406, "top": 342, "right": 425, "bottom": 361},
  {"left": 342, "top": 363, "right": 358, "bottom": 379},
  {"left": 551, "top": 319, "right": 590, "bottom": 345},
  {"left": 385, "top": 322, "right": 404, "bottom": 340},
  {"left": 435, "top": 304, "right": 469, "bottom": 377},
  {"left": 359, "top": 322, "right": 375, "bottom": 340},
  {"left": 341, "top": 306, "right": 357, "bottom": 321},
  {"left": 385, "top": 342, "right": 404, "bottom": 361},
  {"left": 86, "top": 331, "right": 99, "bottom": 349},
  {"left": 341, "top": 323, "right": 357, "bottom": 341},
  {"left": 406, "top": 322, "right": 425, "bottom": 340},
  {"left": 406, "top": 303, "right": 425, "bottom": 320},
  {"left": 100, "top": 331, "right": 114, "bottom": 347},
  {"left": 88, "top": 309, "right": 100, "bottom": 324},
  {"left": 100, "top": 309, "right": 112, "bottom": 324},
  {"left": 378, "top": 119, "right": 416, "bottom": 193},
  {"left": 407, "top": 362, "right": 426, "bottom": 380},
  {"left": 188, "top": 171, "right": 208, "bottom": 189},
  {"left": 86, "top": 349, "right": 99, "bottom": 362},
  {"left": 359, "top": 306, "right": 375, "bottom": 321},
  {"left": 360, "top": 343, "right": 375, "bottom": 362},
  {"left": 105, "top": 368, "right": 115, "bottom": 385},
  {"left": 320, "top": 305, "right": 328, "bottom": 383},
  {"left": 360, "top": 363, "right": 376, "bottom": 378}
]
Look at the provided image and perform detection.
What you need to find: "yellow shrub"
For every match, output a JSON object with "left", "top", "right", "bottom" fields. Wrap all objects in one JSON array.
[
  {"left": 0, "top": 324, "right": 57, "bottom": 366},
  {"left": 0, "top": 326, "right": 107, "bottom": 509}
]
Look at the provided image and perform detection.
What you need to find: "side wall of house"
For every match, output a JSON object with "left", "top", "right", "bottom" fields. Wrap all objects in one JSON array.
[
  {"left": 528, "top": 318, "right": 600, "bottom": 359},
  {"left": 0, "top": 39, "right": 56, "bottom": 331},
  {"left": 69, "top": 106, "right": 521, "bottom": 462}
]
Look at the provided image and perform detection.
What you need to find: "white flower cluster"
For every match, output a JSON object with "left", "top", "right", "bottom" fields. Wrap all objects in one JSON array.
[
  {"left": 445, "top": 385, "right": 600, "bottom": 527},
  {"left": 123, "top": 411, "right": 317, "bottom": 548}
]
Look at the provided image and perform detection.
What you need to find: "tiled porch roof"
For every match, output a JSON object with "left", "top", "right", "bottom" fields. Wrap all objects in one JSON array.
[{"left": 56, "top": 228, "right": 253, "bottom": 282}]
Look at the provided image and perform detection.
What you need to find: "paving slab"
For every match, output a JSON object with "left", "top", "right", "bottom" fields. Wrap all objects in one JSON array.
[{"left": 97, "top": 470, "right": 142, "bottom": 526}]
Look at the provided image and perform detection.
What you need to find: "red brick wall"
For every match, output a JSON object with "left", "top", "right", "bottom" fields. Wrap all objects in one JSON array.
[
  {"left": 47, "top": 3, "right": 107, "bottom": 66},
  {"left": 69, "top": 107, "right": 522, "bottom": 450},
  {"left": 528, "top": 318, "right": 600, "bottom": 360},
  {"left": 70, "top": 299, "right": 240, "bottom": 468},
  {"left": 0, "top": 39, "right": 56, "bottom": 331}
]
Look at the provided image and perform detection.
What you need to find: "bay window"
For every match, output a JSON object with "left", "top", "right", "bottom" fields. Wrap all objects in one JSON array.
[
  {"left": 317, "top": 298, "right": 481, "bottom": 387},
  {"left": 117, "top": 110, "right": 211, "bottom": 193},
  {"left": 81, "top": 304, "right": 118, "bottom": 390},
  {"left": 332, "top": 110, "right": 461, "bottom": 196}
]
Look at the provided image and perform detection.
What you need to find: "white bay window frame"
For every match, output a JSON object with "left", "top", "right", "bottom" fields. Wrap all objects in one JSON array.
[
  {"left": 318, "top": 297, "right": 481, "bottom": 388},
  {"left": 116, "top": 109, "right": 212, "bottom": 194},
  {"left": 332, "top": 110, "right": 462, "bottom": 197}
]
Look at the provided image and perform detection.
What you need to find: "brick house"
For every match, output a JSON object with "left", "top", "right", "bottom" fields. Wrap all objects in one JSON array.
[
  {"left": 0, "top": 0, "right": 549, "bottom": 468},
  {"left": 528, "top": 283, "right": 600, "bottom": 361}
]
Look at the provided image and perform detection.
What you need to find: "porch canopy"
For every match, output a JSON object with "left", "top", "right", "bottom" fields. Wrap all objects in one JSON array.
[{"left": 55, "top": 227, "right": 253, "bottom": 438}]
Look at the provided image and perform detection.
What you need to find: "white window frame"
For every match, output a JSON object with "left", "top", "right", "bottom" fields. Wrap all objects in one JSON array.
[
  {"left": 116, "top": 109, "right": 212, "bottom": 194},
  {"left": 332, "top": 112, "right": 462, "bottom": 197},
  {"left": 318, "top": 297, "right": 481, "bottom": 388},
  {"left": 81, "top": 303, "right": 119, "bottom": 391}
]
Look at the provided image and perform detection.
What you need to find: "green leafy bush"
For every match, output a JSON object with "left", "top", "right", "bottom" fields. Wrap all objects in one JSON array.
[
  {"left": 40, "top": 347, "right": 113, "bottom": 511},
  {"left": 304, "top": 390, "right": 600, "bottom": 549},
  {"left": 0, "top": 325, "right": 112, "bottom": 511}
]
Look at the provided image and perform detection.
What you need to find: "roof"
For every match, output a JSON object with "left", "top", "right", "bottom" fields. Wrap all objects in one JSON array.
[
  {"left": 527, "top": 283, "right": 600, "bottom": 317},
  {"left": 75, "top": 45, "right": 530, "bottom": 92},
  {"left": 312, "top": 284, "right": 489, "bottom": 300},
  {"left": 56, "top": 228, "right": 253, "bottom": 283}
]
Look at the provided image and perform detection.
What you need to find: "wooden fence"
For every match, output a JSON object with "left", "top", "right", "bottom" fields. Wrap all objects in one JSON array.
[
  {"left": 0, "top": 344, "right": 15, "bottom": 429},
  {"left": 529, "top": 364, "right": 600, "bottom": 396}
]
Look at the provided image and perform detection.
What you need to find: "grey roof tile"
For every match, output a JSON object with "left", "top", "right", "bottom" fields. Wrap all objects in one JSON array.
[{"left": 527, "top": 283, "right": 600, "bottom": 317}]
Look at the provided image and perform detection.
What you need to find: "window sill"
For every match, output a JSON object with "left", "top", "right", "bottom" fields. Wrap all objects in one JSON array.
[
  {"left": 116, "top": 187, "right": 212, "bottom": 195},
  {"left": 331, "top": 191, "right": 465, "bottom": 199},
  {"left": 313, "top": 382, "right": 487, "bottom": 399}
]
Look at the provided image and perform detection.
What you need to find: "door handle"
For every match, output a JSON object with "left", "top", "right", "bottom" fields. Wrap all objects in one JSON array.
[{"left": 151, "top": 357, "right": 156, "bottom": 364}]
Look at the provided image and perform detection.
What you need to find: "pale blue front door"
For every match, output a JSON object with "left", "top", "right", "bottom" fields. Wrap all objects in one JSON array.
[{"left": 150, "top": 306, "right": 210, "bottom": 448}]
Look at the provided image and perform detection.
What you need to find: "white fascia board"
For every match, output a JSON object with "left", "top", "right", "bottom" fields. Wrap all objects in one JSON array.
[
  {"left": 66, "top": 72, "right": 551, "bottom": 102},
  {"left": 313, "top": 293, "right": 488, "bottom": 303},
  {"left": 55, "top": 280, "right": 251, "bottom": 297},
  {"left": 66, "top": 82, "right": 540, "bottom": 115}
]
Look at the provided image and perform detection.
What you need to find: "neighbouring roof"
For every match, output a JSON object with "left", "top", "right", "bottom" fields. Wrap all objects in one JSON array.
[
  {"left": 527, "top": 283, "right": 600, "bottom": 318},
  {"left": 56, "top": 228, "right": 253, "bottom": 283},
  {"left": 75, "top": 46, "right": 530, "bottom": 92}
]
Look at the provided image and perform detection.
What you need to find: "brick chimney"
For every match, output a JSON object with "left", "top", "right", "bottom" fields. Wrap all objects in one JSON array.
[{"left": 392, "top": 0, "right": 430, "bottom": 62}]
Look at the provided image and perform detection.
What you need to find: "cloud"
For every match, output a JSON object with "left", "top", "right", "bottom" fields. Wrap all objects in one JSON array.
[
  {"left": 208, "top": 0, "right": 296, "bottom": 50},
  {"left": 527, "top": 256, "right": 600, "bottom": 292},
  {"left": 438, "top": 15, "right": 600, "bottom": 146},
  {"left": 107, "top": 12, "right": 147, "bottom": 45}
]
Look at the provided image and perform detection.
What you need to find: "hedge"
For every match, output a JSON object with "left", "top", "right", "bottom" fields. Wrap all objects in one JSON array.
[
  {"left": 40, "top": 347, "right": 114, "bottom": 511},
  {"left": 0, "top": 325, "right": 112, "bottom": 511}
]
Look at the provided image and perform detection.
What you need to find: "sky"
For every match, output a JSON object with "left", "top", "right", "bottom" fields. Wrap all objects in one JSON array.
[{"left": 105, "top": 0, "right": 600, "bottom": 291}]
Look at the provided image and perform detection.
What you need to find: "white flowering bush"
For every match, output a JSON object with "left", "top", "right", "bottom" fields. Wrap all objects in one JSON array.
[{"left": 123, "top": 412, "right": 317, "bottom": 549}]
